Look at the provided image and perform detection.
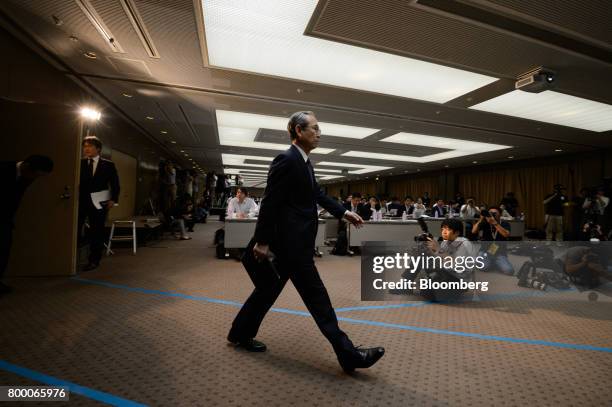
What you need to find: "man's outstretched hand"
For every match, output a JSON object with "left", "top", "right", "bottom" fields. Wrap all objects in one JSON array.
[
  {"left": 253, "top": 242, "right": 270, "bottom": 262},
  {"left": 344, "top": 211, "right": 364, "bottom": 228}
]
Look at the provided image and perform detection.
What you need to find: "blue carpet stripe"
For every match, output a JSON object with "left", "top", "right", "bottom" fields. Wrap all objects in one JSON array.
[
  {"left": 71, "top": 277, "right": 311, "bottom": 316},
  {"left": 72, "top": 278, "right": 612, "bottom": 354},
  {"left": 336, "top": 302, "right": 430, "bottom": 312},
  {"left": 0, "top": 360, "right": 148, "bottom": 406}
]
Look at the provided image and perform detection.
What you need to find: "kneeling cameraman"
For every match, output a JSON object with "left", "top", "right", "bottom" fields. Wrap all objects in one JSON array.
[
  {"left": 422, "top": 218, "right": 476, "bottom": 300},
  {"left": 563, "top": 246, "right": 612, "bottom": 289}
]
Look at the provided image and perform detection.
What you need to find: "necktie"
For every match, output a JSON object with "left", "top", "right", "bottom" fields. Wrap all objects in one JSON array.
[
  {"left": 305, "top": 159, "right": 315, "bottom": 188},
  {"left": 88, "top": 158, "right": 94, "bottom": 177}
]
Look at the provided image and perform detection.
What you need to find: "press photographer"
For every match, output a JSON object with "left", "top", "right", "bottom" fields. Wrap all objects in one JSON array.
[
  {"left": 417, "top": 218, "right": 476, "bottom": 300},
  {"left": 562, "top": 246, "right": 612, "bottom": 289},
  {"left": 472, "top": 207, "right": 514, "bottom": 275},
  {"left": 543, "top": 184, "right": 567, "bottom": 241},
  {"left": 582, "top": 188, "right": 609, "bottom": 219}
]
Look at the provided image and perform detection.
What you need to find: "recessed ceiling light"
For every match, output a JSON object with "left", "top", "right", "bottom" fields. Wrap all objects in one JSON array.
[
  {"left": 146, "top": 116, "right": 154, "bottom": 120},
  {"left": 160, "top": 130, "right": 167, "bottom": 134},
  {"left": 216, "top": 110, "right": 379, "bottom": 150},
  {"left": 472, "top": 161, "right": 478, "bottom": 164},
  {"left": 180, "top": 150, "right": 185, "bottom": 153},
  {"left": 317, "top": 161, "right": 392, "bottom": 175},
  {"left": 508, "top": 156, "right": 514, "bottom": 159},
  {"left": 171, "top": 140, "right": 177, "bottom": 144},
  {"left": 122, "top": 93, "right": 132, "bottom": 98},
  {"left": 202, "top": 1, "right": 497, "bottom": 103},
  {"left": 471, "top": 90, "right": 612, "bottom": 132},
  {"left": 361, "top": 132, "right": 510, "bottom": 163},
  {"left": 555, "top": 149, "right": 563, "bottom": 152}
]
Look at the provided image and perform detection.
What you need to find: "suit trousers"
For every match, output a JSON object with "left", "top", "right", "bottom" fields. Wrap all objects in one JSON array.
[
  {"left": 0, "top": 224, "right": 13, "bottom": 279},
  {"left": 78, "top": 201, "right": 109, "bottom": 265},
  {"left": 229, "top": 260, "right": 356, "bottom": 359}
]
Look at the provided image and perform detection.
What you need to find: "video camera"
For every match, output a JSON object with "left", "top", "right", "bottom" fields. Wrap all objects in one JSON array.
[{"left": 414, "top": 217, "right": 433, "bottom": 242}]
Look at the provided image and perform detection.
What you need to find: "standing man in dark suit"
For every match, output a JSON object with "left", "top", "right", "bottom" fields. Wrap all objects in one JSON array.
[
  {"left": 0, "top": 155, "right": 54, "bottom": 294},
  {"left": 228, "top": 111, "right": 385, "bottom": 372},
  {"left": 78, "top": 136, "right": 120, "bottom": 271}
]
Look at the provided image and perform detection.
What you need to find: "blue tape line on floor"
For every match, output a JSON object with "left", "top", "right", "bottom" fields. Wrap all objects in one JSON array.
[
  {"left": 335, "top": 302, "right": 430, "bottom": 312},
  {"left": 0, "top": 360, "right": 148, "bottom": 406},
  {"left": 71, "top": 277, "right": 312, "bottom": 317},
  {"left": 335, "top": 316, "right": 612, "bottom": 353},
  {"left": 72, "top": 278, "right": 612, "bottom": 354}
]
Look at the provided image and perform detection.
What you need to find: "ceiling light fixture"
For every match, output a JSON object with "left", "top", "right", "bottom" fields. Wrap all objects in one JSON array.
[
  {"left": 471, "top": 90, "right": 612, "bottom": 132},
  {"left": 202, "top": 0, "right": 497, "bottom": 103},
  {"left": 79, "top": 107, "right": 101, "bottom": 121},
  {"left": 347, "top": 132, "right": 510, "bottom": 163}
]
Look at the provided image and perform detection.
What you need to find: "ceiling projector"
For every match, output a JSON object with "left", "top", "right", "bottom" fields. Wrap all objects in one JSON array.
[{"left": 515, "top": 67, "right": 556, "bottom": 93}]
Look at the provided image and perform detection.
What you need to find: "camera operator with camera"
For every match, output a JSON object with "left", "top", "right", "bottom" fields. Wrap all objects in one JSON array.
[
  {"left": 418, "top": 218, "right": 476, "bottom": 300},
  {"left": 472, "top": 206, "right": 513, "bottom": 275},
  {"left": 543, "top": 184, "right": 567, "bottom": 241},
  {"left": 582, "top": 188, "right": 609, "bottom": 218},
  {"left": 562, "top": 246, "right": 612, "bottom": 289}
]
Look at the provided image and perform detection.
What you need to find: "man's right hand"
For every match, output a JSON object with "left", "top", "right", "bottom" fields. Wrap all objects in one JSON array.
[
  {"left": 253, "top": 243, "right": 270, "bottom": 261},
  {"left": 344, "top": 211, "right": 364, "bottom": 227}
]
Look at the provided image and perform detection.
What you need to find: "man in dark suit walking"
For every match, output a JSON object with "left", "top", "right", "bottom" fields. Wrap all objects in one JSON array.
[
  {"left": 0, "top": 155, "right": 54, "bottom": 294},
  {"left": 228, "top": 111, "right": 385, "bottom": 372},
  {"left": 78, "top": 136, "right": 120, "bottom": 271}
]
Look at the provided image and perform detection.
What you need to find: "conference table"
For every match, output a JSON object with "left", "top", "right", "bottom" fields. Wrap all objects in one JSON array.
[
  {"left": 348, "top": 217, "right": 525, "bottom": 246},
  {"left": 224, "top": 218, "right": 328, "bottom": 256}
]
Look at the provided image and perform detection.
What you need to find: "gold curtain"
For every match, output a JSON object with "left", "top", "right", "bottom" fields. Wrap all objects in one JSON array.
[
  {"left": 388, "top": 176, "right": 440, "bottom": 200},
  {"left": 458, "top": 162, "right": 582, "bottom": 229},
  {"left": 346, "top": 181, "right": 377, "bottom": 196}
]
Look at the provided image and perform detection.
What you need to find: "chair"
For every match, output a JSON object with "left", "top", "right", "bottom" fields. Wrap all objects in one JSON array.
[{"left": 107, "top": 220, "right": 137, "bottom": 255}]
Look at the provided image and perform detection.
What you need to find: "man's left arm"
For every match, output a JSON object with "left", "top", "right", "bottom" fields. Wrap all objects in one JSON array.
[{"left": 315, "top": 184, "right": 345, "bottom": 219}]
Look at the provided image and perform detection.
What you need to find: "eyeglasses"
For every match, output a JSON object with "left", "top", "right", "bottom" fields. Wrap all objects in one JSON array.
[{"left": 303, "top": 124, "right": 321, "bottom": 133}]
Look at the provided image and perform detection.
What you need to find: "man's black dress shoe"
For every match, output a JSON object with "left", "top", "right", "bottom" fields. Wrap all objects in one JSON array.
[
  {"left": 227, "top": 335, "right": 267, "bottom": 352},
  {"left": 0, "top": 282, "right": 13, "bottom": 295},
  {"left": 339, "top": 347, "right": 385, "bottom": 372},
  {"left": 82, "top": 262, "right": 99, "bottom": 272}
]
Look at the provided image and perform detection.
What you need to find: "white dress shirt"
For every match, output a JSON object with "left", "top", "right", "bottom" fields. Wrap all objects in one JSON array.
[
  {"left": 227, "top": 197, "right": 259, "bottom": 218},
  {"left": 87, "top": 155, "right": 100, "bottom": 176}
]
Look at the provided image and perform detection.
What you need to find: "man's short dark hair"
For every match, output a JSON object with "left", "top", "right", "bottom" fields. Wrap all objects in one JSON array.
[
  {"left": 287, "top": 111, "right": 315, "bottom": 140},
  {"left": 238, "top": 187, "right": 249, "bottom": 196},
  {"left": 24, "top": 155, "right": 54, "bottom": 173},
  {"left": 351, "top": 192, "right": 362, "bottom": 199},
  {"left": 82, "top": 136, "right": 103, "bottom": 150},
  {"left": 405, "top": 196, "right": 413, "bottom": 201},
  {"left": 441, "top": 218, "right": 463, "bottom": 234}
]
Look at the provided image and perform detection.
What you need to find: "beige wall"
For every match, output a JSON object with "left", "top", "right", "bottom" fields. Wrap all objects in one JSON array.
[
  {"left": 108, "top": 150, "right": 138, "bottom": 221},
  {"left": 0, "top": 25, "right": 174, "bottom": 273}
]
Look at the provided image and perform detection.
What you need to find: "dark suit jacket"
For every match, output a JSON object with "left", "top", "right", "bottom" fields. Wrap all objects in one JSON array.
[
  {"left": 0, "top": 161, "right": 28, "bottom": 227},
  {"left": 80, "top": 157, "right": 120, "bottom": 205},
  {"left": 432, "top": 204, "right": 446, "bottom": 218},
  {"left": 387, "top": 202, "right": 403, "bottom": 217},
  {"left": 254, "top": 145, "right": 345, "bottom": 262}
]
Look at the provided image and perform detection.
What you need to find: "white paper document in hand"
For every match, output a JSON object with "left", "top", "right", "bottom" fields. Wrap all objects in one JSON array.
[{"left": 90, "top": 190, "right": 111, "bottom": 209}]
